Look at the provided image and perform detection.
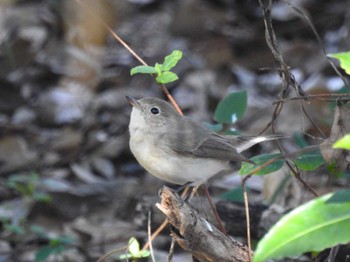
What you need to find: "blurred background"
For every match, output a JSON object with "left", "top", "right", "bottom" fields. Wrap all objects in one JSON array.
[{"left": 0, "top": 0, "right": 349, "bottom": 261}]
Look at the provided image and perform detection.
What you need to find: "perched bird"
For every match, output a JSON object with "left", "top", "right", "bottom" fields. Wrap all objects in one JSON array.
[{"left": 126, "top": 96, "right": 277, "bottom": 186}]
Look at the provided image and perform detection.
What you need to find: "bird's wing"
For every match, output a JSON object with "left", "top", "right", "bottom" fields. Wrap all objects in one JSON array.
[
  {"left": 192, "top": 133, "right": 253, "bottom": 163},
  {"left": 167, "top": 118, "right": 252, "bottom": 163}
]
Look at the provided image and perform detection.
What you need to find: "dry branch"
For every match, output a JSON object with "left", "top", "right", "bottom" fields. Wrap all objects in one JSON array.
[{"left": 156, "top": 186, "right": 251, "bottom": 262}]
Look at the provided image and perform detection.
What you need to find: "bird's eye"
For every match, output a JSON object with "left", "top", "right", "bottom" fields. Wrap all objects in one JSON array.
[{"left": 150, "top": 107, "right": 160, "bottom": 115}]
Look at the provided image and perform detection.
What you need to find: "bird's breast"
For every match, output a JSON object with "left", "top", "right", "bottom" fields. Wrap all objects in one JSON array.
[{"left": 129, "top": 131, "right": 228, "bottom": 184}]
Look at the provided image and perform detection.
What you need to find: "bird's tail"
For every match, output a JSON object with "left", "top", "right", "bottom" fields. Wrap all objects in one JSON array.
[{"left": 225, "top": 134, "right": 286, "bottom": 153}]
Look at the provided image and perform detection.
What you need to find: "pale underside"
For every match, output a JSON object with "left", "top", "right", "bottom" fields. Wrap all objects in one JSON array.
[{"left": 130, "top": 136, "right": 229, "bottom": 185}]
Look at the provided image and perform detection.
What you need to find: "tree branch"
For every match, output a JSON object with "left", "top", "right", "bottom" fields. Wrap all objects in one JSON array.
[{"left": 156, "top": 186, "right": 251, "bottom": 262}]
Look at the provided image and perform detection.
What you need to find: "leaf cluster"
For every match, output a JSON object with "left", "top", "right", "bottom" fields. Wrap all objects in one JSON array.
[{"left": 130, "top": 50, "right": 182, "bottom": 84}]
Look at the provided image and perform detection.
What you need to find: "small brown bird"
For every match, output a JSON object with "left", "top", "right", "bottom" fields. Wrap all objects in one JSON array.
[{"left": 127, "top": 96, "right": 276, "bottom": 186}]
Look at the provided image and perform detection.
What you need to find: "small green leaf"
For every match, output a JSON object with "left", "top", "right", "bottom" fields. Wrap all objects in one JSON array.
[
  {"left": 239, "top": 153, "right": 284, "bottom": 176},
  {"left": 30, "top": 225, "right": 47, "bottom": 237},
  {"left": 329, "top": 51, "right": 350, "bottom": 75},
  {"left": 156, "top": 71, "right": 179, "bottom": 84},
  {"left": 119, "top": 253, "right": 133, "bottom": 259},
  {"left": 214, "top": 91, "right": 247, "bottom": 124},
  {"left": 35, "top": 246, "right": 54, "bottom": 262},
  {"left": 293, "top": 133, "right": 309, "bottom": 148},
  {"left": 130, "top": 65, "right": 157, "bottom": 75},
  {"left": 33, "top": 192, "right": 52, "bottom": 203},
  {"left": 220, "top": 187, "right": 247, "bottom": 203},
  {"left": 327, "top": 190, "right": 350, "bottom": 204},
  {"left": 333, "top": 134, "right": 350, "bottom": 149},
  {"left": 49, "top": 238, "right": 60, "bottom": 247},
  {"left": 4, "top": 223, "right": 25, "bottom": 235},
  {"left": 128, "top": 237, "right": 140, "bottom": 256},
  {"left": 161, "top": 50, "right": 183, "bottom": 71},
  {"left": 294, "top": 148, "right": 325, "bottom": 171},
  {"left": 61, "top": 236, "right": 76, "bottom": 245},
  {"left": 154, "top": 63, "right": 162, "bottom": 75},
  {"left": 326, "top": 161, "right": 346, "bottom": 178},
  {"left": 253, "top": 189, "right": 350, "bottom": 262},
  {"left": 136, "top": 250, "right": 151, "bottom": 258},
  {"left": 120, "top": 237, "right": 150, "bottom": 259},
  {"left": 52, "top": 245, "right": 66, "bottom": 255}
]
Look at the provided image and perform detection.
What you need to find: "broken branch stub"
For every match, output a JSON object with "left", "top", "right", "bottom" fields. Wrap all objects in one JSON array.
[{"left": 156, "top": 186, "right": 251, "bottom": 262}]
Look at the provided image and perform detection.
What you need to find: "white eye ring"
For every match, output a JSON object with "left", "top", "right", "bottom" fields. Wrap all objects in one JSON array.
[{"left": 150, "top": 107, "right": 160, "bottom": 115}]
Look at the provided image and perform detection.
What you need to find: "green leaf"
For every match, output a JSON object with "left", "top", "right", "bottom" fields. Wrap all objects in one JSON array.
[
  {"left": 57, "top": 235, "right": 75, "bottom": 245},
  {"left": 136, "top": 250, "right": 150, "bottom": 258},
  {"left": 326, "top": 161, "right": 347, "bottom": 178},
  {"left": 239, "top": 153, "right": 284, "bottom": 176},
  {"left": 329, "top": 51, "right": 350, "bottom": 75},
  {"left": 128, "top": 237, "right": 140, "bottom": 256},
  {"left": 333, "top": 134, "right": 350, "bottom": 149},
  {"left": 253, "top": 190, "right": 350, "bottom": 262},
  {"left": 120, "top": 237, "right": 150, "bottom": 259},
  {"left": 154, "top": 63, "right": 162, "bottom": 75},
  {"left": 214, "top": 91, "right": 247, "bottom": 124},
  {"left": 130, "top": 65, "right": 157, "bottom": 75},
  {"left": 156, "top": 71, "right": 179, "bottom": 84},
  {"left": 30, "top": 225, "right": 47, "bottom": 237},
  {"left": 33, "top": 192, "right": 52, "bottom": 203},
  {"left": 327, "top": 190, "right": 350, "bottom": 204},
  {"left": 220, "top": 187, "right": 247, "bottom": 203},
  {"left": 4, "top": 223, "right": 25, "bottom": 235},
  {"left": 293, "top": 133, "right": 309, "bottom": 148},
  {"left": 161, "top": 50, "right": 183, "bottom": 71},
  {"left": 119, "top": 254, "right": 133, "bottom": 259},
  {"left": 52, "top": 245, "right": 66, "bottom": 255},
  {"left": 35, "top": 246, "right": 54, "bottom": 262},
  {"left": 294, "top": 148, "right": 325, "bottom": 171},
  {"left": 49, "top": 238, "right": 60, "bottom": 247}
]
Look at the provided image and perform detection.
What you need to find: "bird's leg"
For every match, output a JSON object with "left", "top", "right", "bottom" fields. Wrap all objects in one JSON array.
[
  {"left": 182, "top": 183, "right": 203, "bottom": 202},
  {"left": 158, "top": 182, "right": 200, "bottom": 204},
  {"left": 158, "top": 181, "right": 192, "bottom": 195},
  {"left": 168, "top": 181, "right": 201, "bottom": 202},
  {"left": 174, "top": 181, "right": 193, "bottom": 193}
]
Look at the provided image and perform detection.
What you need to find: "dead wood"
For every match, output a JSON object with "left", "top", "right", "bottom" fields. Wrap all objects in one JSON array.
[{"left": 156, "top": 186, "right": 251, "bottom": 262}]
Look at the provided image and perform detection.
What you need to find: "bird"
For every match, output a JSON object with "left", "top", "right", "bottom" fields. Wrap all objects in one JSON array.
[{"left": 126, "top": 96, "right": 278, "bottom": 186}]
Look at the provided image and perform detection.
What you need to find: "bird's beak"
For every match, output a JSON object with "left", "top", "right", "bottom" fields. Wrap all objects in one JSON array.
[{"left": 126, "top": 96, "right": 142, "bottom": 109}]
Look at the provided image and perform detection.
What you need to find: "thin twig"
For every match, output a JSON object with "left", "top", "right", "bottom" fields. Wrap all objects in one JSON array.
[
  {"left": 242, "top": 184, "right": 252, "bottom": 262},
  {"left": 239, "top": 154, "right": 294, "bottom": 261},
  {"left": 285, "top": 159, "right": 319, "bottom": 197},
  {"left": 142, "top": 219, "right": 168, "bottom": 251},
  {"left": 148, "top": 211, "right": 156, "bottom": 262},
  {"left": 203, "top": 185, "right": 227, "bottom": 234},
  {"left": 168, "top": 238, "right": 176, "bottom": 262},
  {"left": 273, "top": 93, "right": 350, "bottom": 104},
  {"left": 258, "top": 0, "right": 320, "bottom": 198},
  {"left": 240, "top": 155, "right": 288, "bottom": 262},
  {"left": 74, "top": 0, "right": 183, "bottom": 116},
  {"left": 283, "top": 0, "right": 350, "bottom": 91},
  {"left": 96, "top": 246, "right": 128, "bottom": 262},
  {"left": 300, "top": 104, "right": 327, "bottom": 138}
]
